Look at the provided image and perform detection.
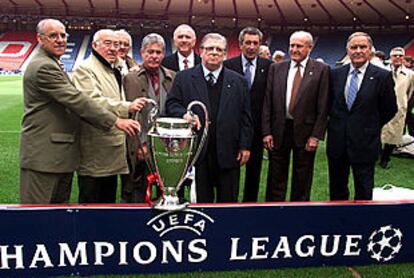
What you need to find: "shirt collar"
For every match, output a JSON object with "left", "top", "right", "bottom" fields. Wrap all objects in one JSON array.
[
  {"left": 290, "top": 56, "right": 309, "bottom": 70},
  {"left": 202, "top": 64, "right": 223, "bottom": 81},
  {"left": 178, "top": 51, "right": 195, "bottom": 63},
  {"left": 241, "top": 54, "right": 257, "bottom": 68},
  {"left": 350, "top": 61, "right": 369, "bottom": 75}
]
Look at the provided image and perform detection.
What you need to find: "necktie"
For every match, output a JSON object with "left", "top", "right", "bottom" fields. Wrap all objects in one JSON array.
[
  {"left": 244, "top": 61, "right": 252, "bottom": 89},
  {"left": 207, "top": 73, "right": 215, "bottom": 87},
  {"left": 149, "top": 71, "right": 160, "bottom": 96},
  {"left": 347, "top": 69, "right": 359, "bottom": 110},
  {"left": 288, "top": 63, "right": 302, "bottom": 115},
  {"left": 183, "top": 58, "right": 189, "bottom": 70}
]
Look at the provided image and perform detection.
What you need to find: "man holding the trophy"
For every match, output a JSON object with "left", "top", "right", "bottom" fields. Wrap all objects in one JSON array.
[{"left": 166, "top": 33, "right": 254, "bottom": 203}]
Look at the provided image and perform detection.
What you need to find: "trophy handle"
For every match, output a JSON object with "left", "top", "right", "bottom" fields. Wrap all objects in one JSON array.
[{"left": 185, "top": 100, "right": 209, "bottom": 170}]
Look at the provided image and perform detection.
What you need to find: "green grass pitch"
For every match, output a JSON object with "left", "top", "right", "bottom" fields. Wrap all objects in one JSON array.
[{"left": 0, "top": 75, "right": 413, "bottom": 277}]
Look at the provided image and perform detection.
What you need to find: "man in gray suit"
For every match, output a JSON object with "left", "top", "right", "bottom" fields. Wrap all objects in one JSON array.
[{"left": 20, "top": 19, "right": 141, "bottom": 204}]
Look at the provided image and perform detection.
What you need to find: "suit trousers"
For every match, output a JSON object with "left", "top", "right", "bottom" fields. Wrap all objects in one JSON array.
[
  {"left": 78, "top": 175, "right": 118, "bottom": 203},
  {"left": 328, "top": 155, "right": 374, "bottom": 200},
  {"left": 195, "top": 150, "right": 240, "bottom": 203},
  {"left": 243, "top": 133, "right": 264, "bottom": 202},
  {"left": 266, "top": 120, "right": 316, "bottom": 202},
  {"left": 20, "top": 168, "right": 72, "bottom": 204},
  {"left": 120, "top": 159, "right": 147, "bottom": 203}
]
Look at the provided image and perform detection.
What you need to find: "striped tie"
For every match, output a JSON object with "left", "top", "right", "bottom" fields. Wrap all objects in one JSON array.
[{"left": 347, "top": 69, "right": 359, "bottom": 110}]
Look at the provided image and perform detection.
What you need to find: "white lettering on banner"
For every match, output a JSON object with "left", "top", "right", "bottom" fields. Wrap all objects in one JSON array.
[
  {"left": 0, "top": 245, "right": 24, "bottom": 269},
  {"left": 133, "top": 242, "right": 157, "bottom": 265},
  {"left": 230, "top": 235, "right": 365, "bottom": 261},
  {"left": 344, "top": 235, "right": 362, "bottom": 256},
  {"left": 0, "top": 41, "right": 32, "bottom": 57},
  {"left": 58, "top": 242, "right": 88, "bottom": 266},
  {"left": 188, "top": 239, "right": 208, "bottom": 263},
  {"left": 119, "top": 242, "right": 128, "bottom": 265},
  {"left": 162, "top": 240, "right": 184, "bottom": 264},
  {"left": 29, "top": 244, "right": 53, "bottom": 269},
  {"left": 94, "top": 242, "right": 115, "bottom": 265}
]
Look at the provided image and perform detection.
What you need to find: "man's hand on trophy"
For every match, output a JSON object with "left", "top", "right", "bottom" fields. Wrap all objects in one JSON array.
[
  {"left": 137, "top": 143, "right": 149, "bottom": 161},
  {"left": 237, "top": 149, "right": 250, "bottom": 166},
  {"left": 128, "top": 97, "right": 151, "bottom": 112},
  {"left": 115, "top": 118, "right": 141, "bottom": 136},
  {"left": 183, "top": 112, "right": 201, "bottom": 130}
]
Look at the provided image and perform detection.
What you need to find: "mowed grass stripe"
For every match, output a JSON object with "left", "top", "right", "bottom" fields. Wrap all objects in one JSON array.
[{"left": 1, "top": 76, "right": 413, "bottom": 277}]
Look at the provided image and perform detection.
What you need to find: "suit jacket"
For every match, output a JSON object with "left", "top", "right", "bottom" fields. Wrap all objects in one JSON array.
[
  {"left": 72, "top": 52, "right": 130, "bottom": 176},
  {"left": 327, "top": 63, "right": 397, "bottom": 163},
  {"left": 262, "top": 59, "right": 330, "bottom": 149},
  {"left": 224, "top": 56, "right": 272, "bottom": 134},
  {"left": 166, "top": 64, "right": 254, "bottom": 169},
  {"left": 123, "top": 66, "right": 176, "bottom": 171},
  {"left": 162, "top": 51, "right": 201, "bottom": 72},
  {"left": 20, "top": 48, "right": 117, "bottom": 173}
]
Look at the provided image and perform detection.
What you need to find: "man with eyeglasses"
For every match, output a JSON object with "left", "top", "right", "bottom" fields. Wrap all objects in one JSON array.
[
  {"left": 115, "top": 29, "right": 139, "bottom": 76},
  {"left": 166, "top": 33, "right": 253, "bottom": 203},
  {"left": 380, "top": 47, "right": 414, "bottom": 169},
  {"left": 20, "top": 19, "right": 141, "bottom": 204},
  {"left": 262, "top": 30, "right": 330, "bottom": 202},
  {"left": 71, "top": 29, "right": 149, "bottom": 204},
  {"left": 224, "top": 27, "right": 272, "bottom": 202},
  {"left": 327, "top": 32, "right": 397, "bottom": 200},
  {"left": 162, "top": 24, "right": 201, "bottom": 72}
]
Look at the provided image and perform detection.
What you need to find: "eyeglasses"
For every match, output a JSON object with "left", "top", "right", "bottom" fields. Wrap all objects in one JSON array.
[
  {"left": 41, "top": 32, "right": 69, "bottom": 41},
  {"left": 100, "top": 40, "right": 120, "bottom": 48},
  {"left": 348, "top": 44, "right": 368, "bottom": 50},
  {"left": 202, "top": 46, "right": 225, "bottom": 53},
  {"left": 391, "top": 54, "right": 404, "bottom": 58}
]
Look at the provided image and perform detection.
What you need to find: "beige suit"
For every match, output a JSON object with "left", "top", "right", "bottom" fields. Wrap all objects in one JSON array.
[
  {"left": 382, "top": 66, "right": 414, "bottom": 144},
  {"left": 20, "top": 48, "right": 117, "bottom": 204},
  {"left": 72, "top": 53, "right": 130, "bottom": 177}
]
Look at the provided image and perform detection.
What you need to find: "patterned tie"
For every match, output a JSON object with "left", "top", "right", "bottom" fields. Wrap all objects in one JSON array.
[
  {"left": 206, "top": 73, "right": 215, "bottom": 87},
  {"left": 244, "top": 60, "right": 253, "bottom": 89},
  {"left": 288, "top": 63, "right": 302, "bottom": 115},
  {"left": 183, "top": 58, "right": 189, "bottom": 70},
  {"left": 347, "top": 69, "right": 359, "bottom": 110},
  {"left": 149, "top": 71, "right": 160, "bottom": 96}
]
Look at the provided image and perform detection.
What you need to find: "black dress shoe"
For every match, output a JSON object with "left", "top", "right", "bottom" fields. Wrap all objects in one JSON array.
[{"left": 379, "top": 160, "right": 391, "bottom": 169}]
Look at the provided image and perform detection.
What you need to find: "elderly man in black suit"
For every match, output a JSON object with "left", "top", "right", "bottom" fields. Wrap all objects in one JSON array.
[
  {"left": 162, "top": 24, "right": 201, "bottom": 72},
  {"left": 327, "top": 32, "right": 397, "bottom": 200},
  {"left": 262, "top": 31, "right": 330, "bottom": 202},
  {"left": 166, "top": 33, "right": 253, "bottom": 203},
  {"left": 224, "top": 27, "right": 272, "bottom": 202}
]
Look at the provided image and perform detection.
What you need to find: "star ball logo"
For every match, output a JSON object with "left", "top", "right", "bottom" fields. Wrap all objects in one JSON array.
[{"left": 367, "top": 225, "right": 403, "bottom": 262}]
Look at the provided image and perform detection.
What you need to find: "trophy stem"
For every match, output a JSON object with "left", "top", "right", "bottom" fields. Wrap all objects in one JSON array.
[{"left": 153, "top": 187, "right": 189, "bottom": 211}]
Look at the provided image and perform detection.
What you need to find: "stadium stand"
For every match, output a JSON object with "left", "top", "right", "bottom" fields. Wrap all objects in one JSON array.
[
  {"left": 0, "top": 31, "right": 37, "bottom": 71},
  {"left": 406, "top": 39, "right": 414, "bottom": 57},
  {"left": 311, "top": 33, "right": 348, "bottom": 67},
  {"left": 61, "top": 31, "right": 83, "bottom": 72},
  {"left": 371, "top": 33, "right": 413, "bottom": 58}
]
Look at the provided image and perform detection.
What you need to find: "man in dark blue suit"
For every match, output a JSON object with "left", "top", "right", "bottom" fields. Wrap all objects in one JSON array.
[
  {"left": 327, "top": 32, "right": 397, "bottom": 200},
  {"left": 224, "top": 27, "right": 272, "bottom": 202},
  {"left": 166, "top": 33, "right": 253, "bottom": 203}
]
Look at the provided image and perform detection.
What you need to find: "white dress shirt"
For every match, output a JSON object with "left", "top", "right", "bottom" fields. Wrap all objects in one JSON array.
[
  {"left": 344, "top": 61, "right": 369, "bottom": 101},
  {"left": 241, "top": 54, "right": 257, "bottom": 86},
  {"left": 178, "top": 51, "right": 195, "bottom": 71},
  {"left": 286, "top": 56, "right": 309, "bottom": 119}
]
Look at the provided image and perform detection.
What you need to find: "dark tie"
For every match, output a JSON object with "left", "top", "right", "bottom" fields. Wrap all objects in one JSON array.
[
  {"left": 244, "top": 60, "right": 253, "bottom": 89},
  {"left": 183, "top": 58, "right": 189, "bottom": 70},
  {"left": 207, "top": 73, "right": 215, "bottom": 87},
  {"left": 149, "top": 71, "right": 160, "bottom": 96},
  {"left": 347, "top": 69, "right": 359, "bottom": 110},
  {"left": 288, "top": 63, "right": 302, "bottom": 115}
]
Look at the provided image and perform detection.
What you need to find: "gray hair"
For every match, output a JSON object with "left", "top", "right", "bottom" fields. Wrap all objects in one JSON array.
[
  {"left": 36, "top": 18, "right": 64, "bottom": 34},
  {"left": 141, "top": 33, "right": 165, "bottom": 51},
  {"left": 200, "top": 33, "right": 227, "bottom": 51},
  {"left": 346, "top": 32, "right": 373, "bottom": 49},
  {"left": 290, "top": 31, "right": 313, "bottom": 46},
  {"left": 93, "top": 29, "right": 116, "bottom": 43},
  {"left": 259, "top": 45, "right": 270, "bottom": 55},
  {"left": 390, "top": 47, "right": 405, "bottom": 56},
  {"left": 238, "top": 27, "right": 263, "bottom": 46},
  {"left": 115, "top": 29, "right": 132, "bottom": 45},
  {"left": 173, "top": 24, "right": 196, "bottom": 40}
]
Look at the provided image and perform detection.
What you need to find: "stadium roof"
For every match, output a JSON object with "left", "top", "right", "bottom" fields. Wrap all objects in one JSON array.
[{"left": 1, "top": 0, "right": 413, "bottom": 29}]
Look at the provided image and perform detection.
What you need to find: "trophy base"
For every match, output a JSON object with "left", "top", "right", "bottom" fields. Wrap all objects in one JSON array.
[{"left": 152, "top": 195, "right": 189, "bottom": 211}]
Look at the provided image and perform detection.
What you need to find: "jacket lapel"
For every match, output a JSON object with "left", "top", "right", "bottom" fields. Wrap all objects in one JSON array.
[
  {"left": 293, "top": 59, "right": 314, "bottom": 106},
  {"left": 217, "top": 68, "right": 234, "bottom": 121},
  {"left": 279, "top": 62, "right": 290, "bottom": 109},
  {"left": 337, "top": 64, "right": 350, "bottom": 108},
  {"left": 351, "top": 63, "right": 375, "bottom": 110},
  {"left": 192, "top": 65, "right": 211, "bottom": 112}
]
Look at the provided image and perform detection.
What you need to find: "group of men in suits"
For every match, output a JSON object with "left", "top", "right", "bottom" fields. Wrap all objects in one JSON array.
[{"left": 20, "top": 18, "right": 398, "bottom": 204}]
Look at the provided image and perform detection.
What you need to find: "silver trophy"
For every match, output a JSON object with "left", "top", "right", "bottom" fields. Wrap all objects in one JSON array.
[{"left": 138, "top": 100, "right": 208, "bottom": 211}]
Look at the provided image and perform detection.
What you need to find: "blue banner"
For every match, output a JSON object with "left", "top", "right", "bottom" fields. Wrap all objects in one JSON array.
[{"left": 0, "top": 202, "right": 413, "bottom": 277}]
